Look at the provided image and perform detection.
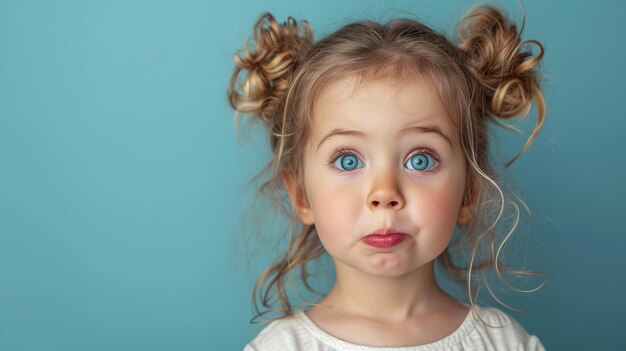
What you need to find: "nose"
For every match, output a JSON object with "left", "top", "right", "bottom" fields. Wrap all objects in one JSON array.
[{"left": 366, "top": 173, "right": 405, "bottom": 211}]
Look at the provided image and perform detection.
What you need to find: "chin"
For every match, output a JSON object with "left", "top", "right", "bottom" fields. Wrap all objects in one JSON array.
[{"left": 360, "top": 257, "right": 413, "bottom": 275}]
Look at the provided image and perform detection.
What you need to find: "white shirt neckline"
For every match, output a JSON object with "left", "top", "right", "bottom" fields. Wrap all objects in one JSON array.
[{"left": 293, "top": 304, "right": 480, "bottom": 350}]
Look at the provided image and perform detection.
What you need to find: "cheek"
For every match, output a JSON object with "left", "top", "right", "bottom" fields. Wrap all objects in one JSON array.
[
  {"left": 425, "top": 192, "right": 461, "bottom": 227},
  {"left": 305, "top": 177, "right": 362, "bottom": 247},
  {"left": 414, "top": 182, "right": 464, "bottom": 249}
]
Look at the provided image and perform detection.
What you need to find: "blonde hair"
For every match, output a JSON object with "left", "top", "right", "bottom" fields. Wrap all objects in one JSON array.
[{"left": 228, "top": 3, "right": 546, "bottom": 325}]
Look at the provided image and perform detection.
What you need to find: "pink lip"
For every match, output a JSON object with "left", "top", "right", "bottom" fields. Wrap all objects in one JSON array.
[{"left": 362, "top": 229, "right": 408, "bottom": 248}]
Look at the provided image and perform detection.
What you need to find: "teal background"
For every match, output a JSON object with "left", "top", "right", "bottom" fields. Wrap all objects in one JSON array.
[{"left": 1, "top": 0, "right": 624, "bottom": 350}]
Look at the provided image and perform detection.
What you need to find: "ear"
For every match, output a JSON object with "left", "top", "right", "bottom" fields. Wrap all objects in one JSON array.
[
  {"left": 281, "top": 169, "right": 315, "bottom": 225},
  {"left": 457, "top": 177, "right": 480, "bottom": 225}
]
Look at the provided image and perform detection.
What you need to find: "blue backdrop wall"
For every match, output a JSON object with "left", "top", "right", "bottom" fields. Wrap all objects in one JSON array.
[{"left": 1, "top": 0, "right": 624, "bottom": 350}]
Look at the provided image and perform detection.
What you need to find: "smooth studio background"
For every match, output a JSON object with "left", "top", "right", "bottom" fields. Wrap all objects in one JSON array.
[{"left": 1, "top": 0, "right": 624, "bottom": 350}]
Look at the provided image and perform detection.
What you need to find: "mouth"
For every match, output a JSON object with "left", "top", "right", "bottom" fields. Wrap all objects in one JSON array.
[{"left": 362, "top": 228, "right": 408, "bottom": 248}]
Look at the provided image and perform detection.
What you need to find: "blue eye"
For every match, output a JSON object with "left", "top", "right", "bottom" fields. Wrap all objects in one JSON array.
[
  {"left": 405, "top": 153, "right": 436, "bottom": 171},
  {"left": 333, "top": 153, "right": 364, "bottom": 171}
]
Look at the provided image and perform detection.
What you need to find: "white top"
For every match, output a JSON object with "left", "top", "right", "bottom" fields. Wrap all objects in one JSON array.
[{"left": 243, "top": 305, "right": 545, "bottom": 350}]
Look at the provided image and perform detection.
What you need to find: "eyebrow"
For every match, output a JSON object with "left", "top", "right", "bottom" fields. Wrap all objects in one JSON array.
[{"left": 316, "top": 124, "right": 454, "bottom": 151}]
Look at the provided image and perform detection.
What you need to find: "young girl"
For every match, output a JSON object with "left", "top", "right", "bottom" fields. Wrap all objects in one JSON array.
[{"left": 229, "top": 3, "right": 547, "bottom": 350}]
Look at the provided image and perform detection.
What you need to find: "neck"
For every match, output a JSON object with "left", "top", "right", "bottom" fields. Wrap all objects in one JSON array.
[{"left": 322, "top": 259, "right": 456, "bottom": 323}]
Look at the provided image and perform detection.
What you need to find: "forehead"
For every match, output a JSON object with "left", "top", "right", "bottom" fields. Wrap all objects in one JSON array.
[{"left": 311, "top": 74, "right": 460, "bottom": 141}]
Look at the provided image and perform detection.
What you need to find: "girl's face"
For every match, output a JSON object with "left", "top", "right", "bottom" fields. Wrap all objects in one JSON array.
[{"left": 287, "top": 74, "right": 471, "bottom": 277}]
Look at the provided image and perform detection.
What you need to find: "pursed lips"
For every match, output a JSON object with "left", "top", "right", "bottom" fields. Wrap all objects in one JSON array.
[{"left": 362, "top": 229, "right": 408, "bottom": 248}]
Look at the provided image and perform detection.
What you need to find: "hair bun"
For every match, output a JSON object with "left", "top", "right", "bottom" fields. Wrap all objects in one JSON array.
[
  {"left": 228, "top": 13, "right": 313, "bottom": 123},
  {"left": 457, "top": 4, "right": 546, "bottom": 166},
  {"left": 457, "top": 4, "right": 543, "bottom": 119}
]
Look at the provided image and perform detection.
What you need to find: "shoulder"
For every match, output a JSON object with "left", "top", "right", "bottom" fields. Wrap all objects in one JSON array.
[
  {"left": 242, "top": 312, "right": 311, "bottom": 351},
  {"left": 466, "top": 305, "right": 545, "bottom": 351}
]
